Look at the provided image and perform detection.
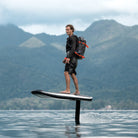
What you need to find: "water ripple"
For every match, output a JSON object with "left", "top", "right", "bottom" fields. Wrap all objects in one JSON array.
[{"left": 0, "top": 110, "right": 137, "bottom": 137}]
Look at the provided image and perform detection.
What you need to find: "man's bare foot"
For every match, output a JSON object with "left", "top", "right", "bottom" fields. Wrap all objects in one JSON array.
[
  {"left": 73, "top": 91, "right": 80, "bottom": 95},
  {"left": 60, "top": 90, "right": 70, "bottom": 94}
]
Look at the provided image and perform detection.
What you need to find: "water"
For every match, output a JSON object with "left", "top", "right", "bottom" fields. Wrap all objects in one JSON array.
[{"left": 0, "top": 110, "right": 138, "bottom": 138}]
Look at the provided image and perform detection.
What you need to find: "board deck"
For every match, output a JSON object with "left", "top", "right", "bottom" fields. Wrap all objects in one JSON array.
[{"left": 31, "top": 90, "right": 93, "bottom": 101}]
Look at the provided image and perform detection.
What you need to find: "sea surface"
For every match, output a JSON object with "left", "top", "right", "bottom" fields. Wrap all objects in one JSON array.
[{"left": 0, "top": 110, "right": 138, "bottom": 138}]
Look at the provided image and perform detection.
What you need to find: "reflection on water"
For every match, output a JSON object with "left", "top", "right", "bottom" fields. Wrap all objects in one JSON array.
[{"left": 0, "top": 110, "right": 138, "bottom": 138}]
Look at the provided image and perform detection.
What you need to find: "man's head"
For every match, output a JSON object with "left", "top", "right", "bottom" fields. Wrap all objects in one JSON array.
[{"left": 66, "top": 24, "right": 74, "bottom": 36}]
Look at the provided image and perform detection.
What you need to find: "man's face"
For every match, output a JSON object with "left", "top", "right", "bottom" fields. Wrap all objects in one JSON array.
[{"left": 66, "top": 26, "right": 73, "bottom": 36}]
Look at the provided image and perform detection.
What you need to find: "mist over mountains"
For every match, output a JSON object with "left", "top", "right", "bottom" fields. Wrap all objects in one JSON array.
[{"left": 0, "top": 20, "right": 138, "bottom": 109}]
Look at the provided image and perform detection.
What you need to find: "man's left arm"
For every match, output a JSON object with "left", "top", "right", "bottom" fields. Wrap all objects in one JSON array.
[{"left": 66, "top": 36, "right": 77, "bottom": 59}]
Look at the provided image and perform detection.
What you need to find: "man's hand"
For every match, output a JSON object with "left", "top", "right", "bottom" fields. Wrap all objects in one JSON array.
[
  {"left": 66, "top": 58, "right": 70, "bottom": 64},
  {"left": 62, "top": 58, "right": 70, "bottom": 64},
  {"left": 62, "top": 58, "right": 66, "bottom": 64}
]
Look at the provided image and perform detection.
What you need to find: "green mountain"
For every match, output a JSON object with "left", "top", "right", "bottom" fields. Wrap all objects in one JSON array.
[
  {"left": 0, "top": 24, "right": 32, "bottom": 47},
  {"left": 0, "top": 20, "right": 138, "bottom": 110}
]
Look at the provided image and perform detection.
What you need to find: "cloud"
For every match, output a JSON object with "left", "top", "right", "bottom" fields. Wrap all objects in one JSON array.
[
  {"left": 0, "top": 0, "right": 138, "bottom": 34},
  {"left": 19, "top": 19, "right": 91, "bottom": 35},
  {"left": 19, "top": 24, "right": 66, "bottom": 35},
  {"left": 101, "top": 14, "right": 138, "bottom": 27},
  {"left": 103, "top": 0, "right": 138, "bottom": 14}
]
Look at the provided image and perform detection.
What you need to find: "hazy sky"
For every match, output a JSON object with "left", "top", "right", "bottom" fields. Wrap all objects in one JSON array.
[{"left": 0, "top": 0, "right": 138, "bottom": 35}]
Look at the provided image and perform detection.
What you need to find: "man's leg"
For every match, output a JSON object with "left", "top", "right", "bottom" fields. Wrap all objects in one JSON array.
[
  {"left": 60, "top": 71, "right": 70, "bottom": 93},
  {"left": 71, "top": 73, "right": 80, "bottom": 95}
]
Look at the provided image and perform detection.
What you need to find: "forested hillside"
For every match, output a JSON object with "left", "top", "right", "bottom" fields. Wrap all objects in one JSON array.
[{"left": 0, "top": 20, "right": 138, "bottom": 109}]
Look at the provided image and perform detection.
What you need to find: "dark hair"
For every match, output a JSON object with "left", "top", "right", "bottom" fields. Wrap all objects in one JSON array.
[{"left": 66, "top": 24, "right": 75, "bottom": 32}]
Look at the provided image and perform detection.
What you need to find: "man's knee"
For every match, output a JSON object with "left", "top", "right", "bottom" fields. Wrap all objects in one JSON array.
[
  {"left": 71, "top": 73, "right": 76, "bottom": 79},
  {"left": 64, "top": 71, "right": 69, "bottom": 76}
]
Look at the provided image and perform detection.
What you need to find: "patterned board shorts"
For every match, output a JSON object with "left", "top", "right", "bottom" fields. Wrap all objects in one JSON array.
[{"left": 64, "top": 57, "right": 78, "bottom": 75}]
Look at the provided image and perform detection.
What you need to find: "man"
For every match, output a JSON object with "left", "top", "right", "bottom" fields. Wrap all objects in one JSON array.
[{"left": 61, "top": 24, "right": 80, "bottom": 95}]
